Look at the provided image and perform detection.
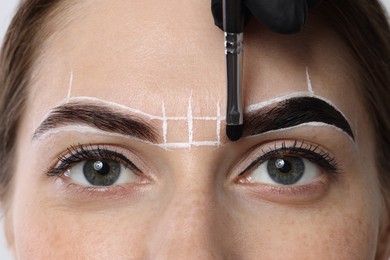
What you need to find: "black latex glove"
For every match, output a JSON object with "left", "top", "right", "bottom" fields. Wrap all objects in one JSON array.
[{"left": 211, "top": 0, "right": 322, "bottom": 34}]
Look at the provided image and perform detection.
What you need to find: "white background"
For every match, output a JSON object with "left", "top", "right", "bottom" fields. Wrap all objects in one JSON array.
[{"left": 1, "top": 0, "right": 390, "bottom": 259}]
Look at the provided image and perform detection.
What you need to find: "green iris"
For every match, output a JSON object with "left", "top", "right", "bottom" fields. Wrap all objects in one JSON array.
[
  {"left": 83, "top": 159, "right": 121, "bottom": 186},
  {"left": 267, "top": 157, "right": 305, "bottom": 185}
]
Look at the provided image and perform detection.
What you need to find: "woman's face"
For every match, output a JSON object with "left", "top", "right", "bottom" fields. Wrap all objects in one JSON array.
[{"left": 5, "top": 0, "right": 388, "bottom": 259}]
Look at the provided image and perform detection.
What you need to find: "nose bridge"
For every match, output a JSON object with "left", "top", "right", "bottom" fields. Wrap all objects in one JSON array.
[{"left": 147, "top": 174, "right": 222, "bottom": 259}]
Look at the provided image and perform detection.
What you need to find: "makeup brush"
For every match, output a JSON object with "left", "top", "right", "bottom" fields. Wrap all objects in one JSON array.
[{"left": 223, "top": 0, "right": 244, "bottom": 141}]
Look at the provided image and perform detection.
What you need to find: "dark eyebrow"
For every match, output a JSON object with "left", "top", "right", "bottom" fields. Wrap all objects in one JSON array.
[
  {"left": 244, "top": 96, "right": 354, "bottom": 139},
  {"left": 33, "top": 102, "right": 159, "bottom": 143}
]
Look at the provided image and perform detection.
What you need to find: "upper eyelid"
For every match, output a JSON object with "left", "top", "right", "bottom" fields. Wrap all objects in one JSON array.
[
  {"left": 48, "top": 145, "right": 143, "bottom": 175},
  {"left": 238, "top": 142, "right": 338, "bottom": 176}
]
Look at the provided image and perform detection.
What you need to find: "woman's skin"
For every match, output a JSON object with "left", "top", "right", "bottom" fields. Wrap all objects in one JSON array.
[{"left": 3, "top": 0, "right": 389, "bottom": 259}]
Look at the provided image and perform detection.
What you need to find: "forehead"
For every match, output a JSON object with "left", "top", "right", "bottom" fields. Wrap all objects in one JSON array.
[{"left": 29, "top": 0, "right": 361, "bottom": 128}]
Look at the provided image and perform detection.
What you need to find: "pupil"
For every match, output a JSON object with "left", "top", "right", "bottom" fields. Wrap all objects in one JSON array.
[
  {"left": 275, "top": 159, "right": 292, "bottom": 173},
  {"left": 94, "top": 161, "right": 110, "bottom": 176}
]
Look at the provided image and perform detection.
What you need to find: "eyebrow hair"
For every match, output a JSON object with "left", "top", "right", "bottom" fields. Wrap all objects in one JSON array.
[
  {"left": 33, "top": 102, "right": 159, "bottom": 142},
  {"left": 244, "top": 96, "right": 354, "bottom": 139}
]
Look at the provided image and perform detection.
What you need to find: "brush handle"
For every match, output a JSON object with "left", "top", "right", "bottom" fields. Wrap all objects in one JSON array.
[
  {"left": 222, "top": 0, "right": 244, "bottom": 33},
  {"left": 225, "top": 32, "right": 244, "bottom": 126}
]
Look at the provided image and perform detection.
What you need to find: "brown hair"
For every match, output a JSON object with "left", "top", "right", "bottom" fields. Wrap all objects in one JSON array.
[
  {"left": 0, "top": 0, "right": 389, "bottom": 205},
  {"left": 315, "top": 1, "right": 390, "bottom": 197},
  {"left": 0, "top": 0, "right": 64, "bottom": 203}
]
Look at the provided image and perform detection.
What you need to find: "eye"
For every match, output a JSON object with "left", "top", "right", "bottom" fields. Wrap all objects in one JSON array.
[
  {"left": 244, "top": 156, "right": 321, "bottom": 185},
  {"left": 48, "top": 144, "right": 146, "bottom": 187},
  {"left": 64, "top": 159, "right": 139, "bottom": 187},
  {"left": 237, "top": 140, "right": 339, "bottom": 186}
]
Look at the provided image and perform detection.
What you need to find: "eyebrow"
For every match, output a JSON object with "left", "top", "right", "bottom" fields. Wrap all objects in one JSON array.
[
  {"left": 32, "top": 102, "right": 159, "bottom": 142},
  {"left": 33, "top": 96, "right": 353, "bottom": 145},
  {"left": 244, "top": 96, "right": 354, "bottom": 139}
]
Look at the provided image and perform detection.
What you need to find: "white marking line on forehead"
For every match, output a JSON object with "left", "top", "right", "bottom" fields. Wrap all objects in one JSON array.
[
  {"left": 163, "top": 141, "right": 221, "bottom": 149},
  {"left": 306, "top": 66, "right": 314, "bottom": 95},
  {"left": 37, "top": 63, "right": 351, "bottom": 149},
  {"left": 217, "top": 102, "right": 221, "bottom": 144},
  {"left": 64, "top": 96, "right": 226, "bottom": 122},
  {"left": 243, "top": 121, "right": 355, "bottom": 143},
  {"left": 31, "top": 125, "right": 221, "bottom": 149},
  {"left": 247, "top": 65, "right": 316, "bottom": 112},
  {"left": 66, "top": 71, "right": 74, "bottom": 102},
  {"left": 32, "top": 121, "right": 355, "bottom": 150},
  {"left": 187, "top": 96, "right": 193, "bottom": 145},
  {"left": 35, "top": 101, "right": 355, "bottom": 149},
  {"left": 38, "top": 96, "right": 226, "bottom": 149},
  {"left": 32, "top": 125, "right": 154, "bottom": 146},
  {"left": 162, "top": 101, "right": 167, "bottom": 145},
  {"left": 246, "top": 92, "right": 311, "bottom": 112},
  {"left": 67, "top": 96, "right": 162, "bottom": 120}
]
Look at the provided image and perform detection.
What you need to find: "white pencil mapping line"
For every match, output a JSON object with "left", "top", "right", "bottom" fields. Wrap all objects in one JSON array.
[
  {"left": 165, "top": 116, "right": 223, "bottom": 121},
  {"left": 166, "top": 117, "right": 188, "bottom": 120},
  {"left": 245, "top": 92, "right": 311, "bottom": 112},
  {"left": 67, "top": 96, "right": 162, "bottom": 120},
  {"left": 246, "top": 93, "right": 354, "bottom": 137},
  {"left": 31, "top": 125, "right": 223, "bottom": 149},
  {"left": 216, "top": 102, "right": 221, "bottom": 144},
  {"left": 162, "top": 101, "right": 167, "bottom": 146},
  {"left": 32, "top": 125, "right": 156, "bottom": 146},
  {"left": 187, "top": 96, "right": 193, "bottom": 145},
  {"left": 162, "top": 141, "right": 220, "bottom": 149},
  {"left": 59, "top": 67, "right": 317, "bottom": 122},
  {"left": 41, "top": 96, "right": 353, "bottom": 145},
  {"left": 193, "top": 116, "right": 220, "bottom": 120},
  {"left": 58, "top": 96, "right": 227, "bottom": 122},
  {"left": 32, "top": 67, "right": 355, "bottom": 149},
  {"left": 31, "top": 121, "right": 355, "bottom": 150},
  {"left": 66, "top": 71, "right": 74, "bottom": 102},
  {"left": 246, "top": 67, "right": 320, "bottom": 113},
  {"left": 243, "top": 121, "right": 356, "bottom": 143},
  {"left": 306, "top": 66, "right": 314, "bottom": 95}
]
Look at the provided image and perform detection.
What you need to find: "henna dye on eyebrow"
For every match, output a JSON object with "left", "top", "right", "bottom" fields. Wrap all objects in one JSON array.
[{"left": 244, "top": 97, "right": 354, "bottom": 139}]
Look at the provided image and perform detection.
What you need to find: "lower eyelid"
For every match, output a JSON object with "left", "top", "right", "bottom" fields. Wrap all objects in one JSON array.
[
  {"left": 235, "top": 174, "right": 331, "bottom": 204},
  {"left": 52, "top": 180, "right": 153, "bottom": 202}
]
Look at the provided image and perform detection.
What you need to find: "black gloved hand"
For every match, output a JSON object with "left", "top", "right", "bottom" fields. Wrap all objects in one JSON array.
[{"left": 211, "top": 0, "right": 322, "bottom": 34}]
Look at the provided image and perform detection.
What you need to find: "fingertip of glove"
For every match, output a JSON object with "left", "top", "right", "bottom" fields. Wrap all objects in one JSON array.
[
  {"left": 308, "top": 0, "right": 323, "bottom": 8},
  {"left": 211, "top": 0, "right": 223, "bottom": 30},
  {"left": 211, "top": 0, "right": 252, "bottom": 31},
  {"left": 244, "top": 0, "right": 308, "bottom": 34}
]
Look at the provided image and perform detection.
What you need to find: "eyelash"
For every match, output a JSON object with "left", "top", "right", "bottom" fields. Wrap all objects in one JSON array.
[
  {"left": 239, "top": 140, "right": 339, "bottom": 176},
  {"left": 47, "top": 144, "right": 142, "bottom": 177},
  {"left": 46, "top": 140, "right": 339, "bottom": 193}
]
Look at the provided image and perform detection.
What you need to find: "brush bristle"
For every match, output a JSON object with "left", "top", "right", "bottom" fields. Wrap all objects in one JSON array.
[{"left": 226, "top": 124, "right": 243, "bottom": 141}]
